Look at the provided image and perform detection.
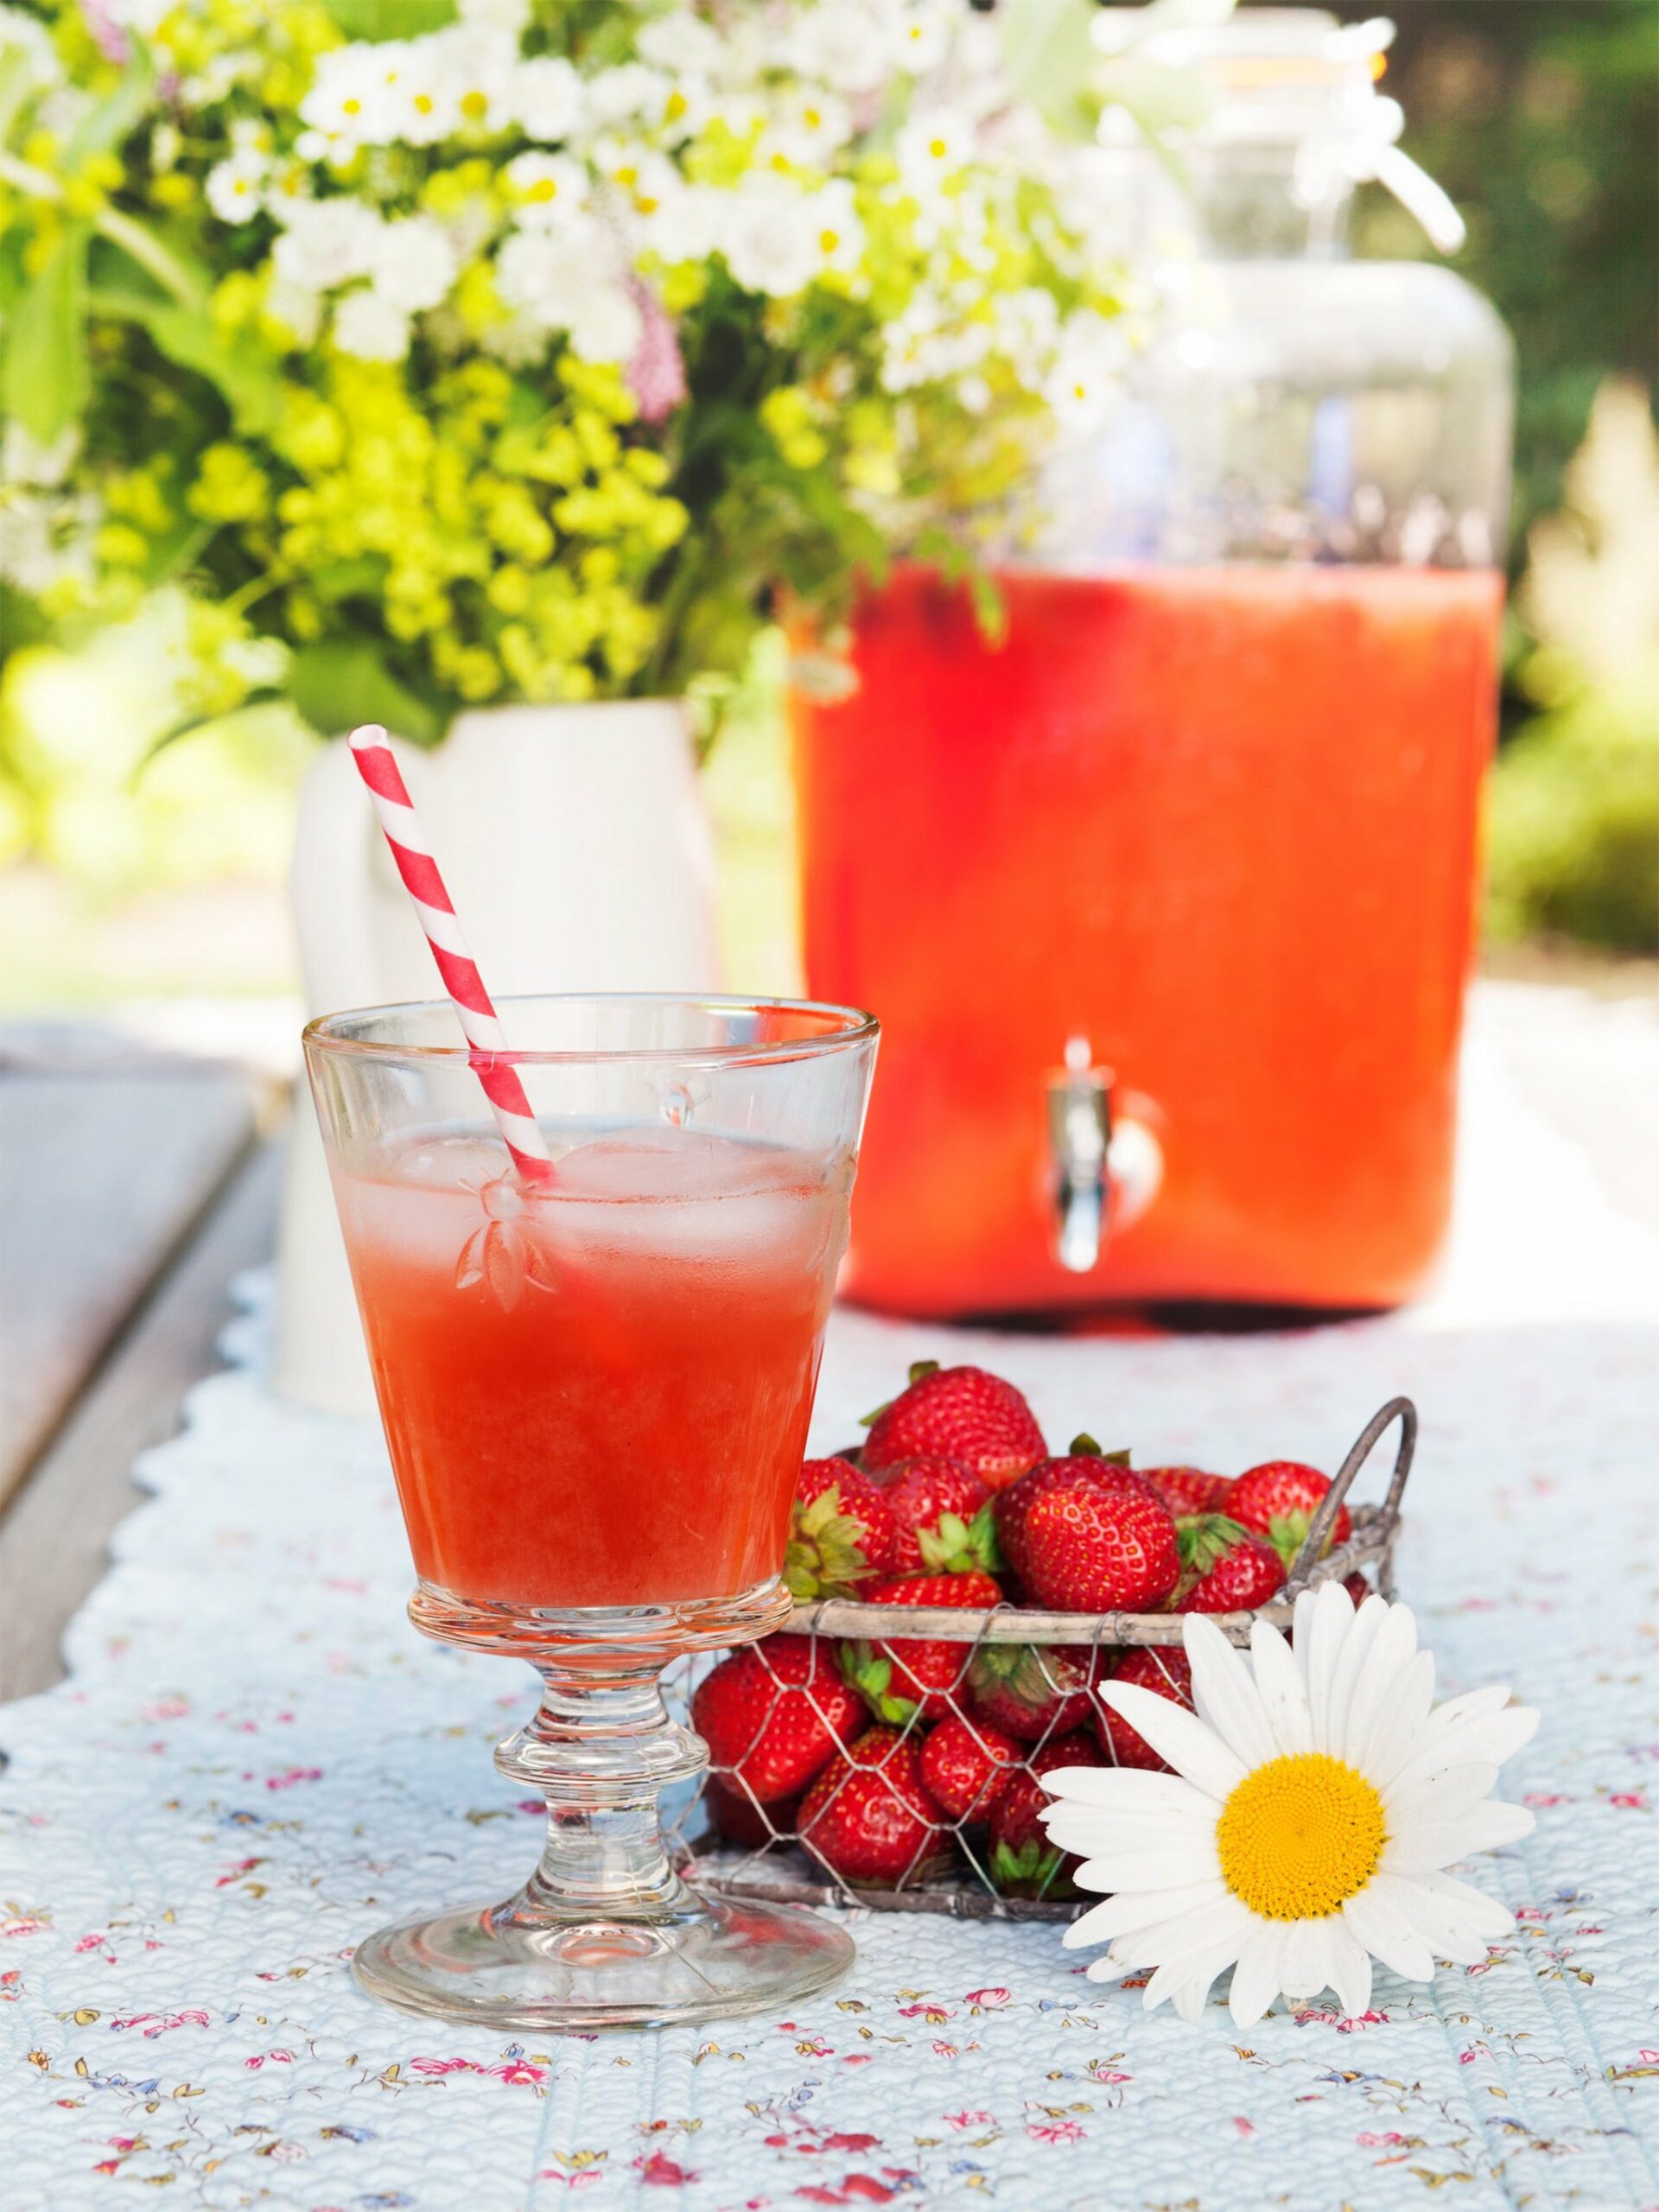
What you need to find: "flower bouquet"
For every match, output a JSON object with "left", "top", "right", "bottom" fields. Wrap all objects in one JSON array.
[{"left": 0, "top": 0, "right": 1139, "bottom": 747}]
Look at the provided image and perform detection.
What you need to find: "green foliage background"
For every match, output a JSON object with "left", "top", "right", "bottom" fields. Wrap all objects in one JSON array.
[{"left": 1351, "top": 0, "right": 1658, "bottom": 951}]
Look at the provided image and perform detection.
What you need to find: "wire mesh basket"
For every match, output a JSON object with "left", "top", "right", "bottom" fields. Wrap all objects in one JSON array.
[{"left": 667, "top": 1397, "right": 1416, "bottom": 1919}]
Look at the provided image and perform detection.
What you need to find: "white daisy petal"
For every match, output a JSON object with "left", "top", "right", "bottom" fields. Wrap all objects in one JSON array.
[
  {"left": 1071, "top": 1842, "right": 1221, "bottom": 1894},
  {"left": 1380, "top": 1876, "right": 1492, "bottom": 1966},
  {"left": 1038, "top": 1768, "right": 1219, "bottom": 1817},
  {"left": 1338, "top": 1602, "right": 1419, "bottom": 1770},
  {"left": 1185, "top": 1614, "right": 1279, "bottom": 1769},
  {"left": 1297, "top": 1576, "right": 1355, "bottom": 1745},
  {"left": 1143, "top": 1925, "right": 1252, "bottom": 2015},
  {"left": 1169, "top": 1971, "right": 1213, "bottom": 2023},
  {"left": 1359, "top": 1647, "right": 1436, "bottom": 1789},
  {"left": 1281, "top": 1916, "right": 1333, "bottom": 2003},
  {"left": 1343, "top": 1879, "right": 1436, "bottom": 1983},
  {"left": 1108, "top": 1893, "right": 1254, "bottom": 1974},
  {"left": 1228, "top": 1922, "right": 1290, "bottom": 2029},
  {"left": 1250, "top": 1618, "right": 1313, "bottom": 1755},
  {"left": 1041, "top": 1806, "right": 1216, "bottom": 1859},
  {"left": 1317, "top": 1591, "right": 1391, "bottom": 1757},
  {"left": 1382, "top": 1798, "right": 1535, "bottom": 1874},
  {"left": 1417, "top": 1870, "right": 1516, "bottom": 1942},
  {"left": 1389, "top": 1699, "right": 1539, "bottom": 1793},
  {"left": 1326, "top": 1918, "right": 1375, "bottom": 2018},
  {"left": 1096, "top": 1681, "right": 1248, "bottom": 1802},
  {"left": 1061, "top": 1879, "right": 1229, "bottom": 1949},
  {"left": 1384, "top": 1760, "right": 1500, "bottom": 1833}
]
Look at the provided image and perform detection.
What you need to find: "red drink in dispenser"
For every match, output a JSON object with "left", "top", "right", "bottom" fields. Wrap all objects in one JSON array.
[
  {"left": 795, "top": 563, "right": 1503, "bottom": 1316},
  {"left": 793, "top": 11, "right": 1513, "bottom": 1320}
]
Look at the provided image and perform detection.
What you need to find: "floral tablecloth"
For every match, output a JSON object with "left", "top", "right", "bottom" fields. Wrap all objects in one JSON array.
[{"left": 5, "top": 992, "right": 1659, "bottom": 2211}]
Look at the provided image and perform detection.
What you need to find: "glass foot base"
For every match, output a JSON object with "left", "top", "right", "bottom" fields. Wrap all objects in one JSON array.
[{"left": 353, "top": 1886, "right": 854, "bottom": 2031}]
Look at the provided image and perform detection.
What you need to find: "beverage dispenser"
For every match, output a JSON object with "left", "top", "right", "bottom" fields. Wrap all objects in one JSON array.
[{"left": 793, "top": 8, "right": 1512, "bottom": 1319}]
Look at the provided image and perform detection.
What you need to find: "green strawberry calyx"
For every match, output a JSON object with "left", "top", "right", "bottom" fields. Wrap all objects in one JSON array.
[
  {"left": 970, "top": 1639, "right": 1076, "bottom": 1718},
  {"left": 785, "top": 1481, "right": 876, "bottom": 1602},
  {"left": 1266, "top": 1509, "right": 1319, "bottom": 1571},
  {"left": 989, "top": 1836, "right": 1071, "bottom": 1898},
  {"left": 1176, "top": 1513, "right": 1251, "bottom": 1580},
  {"left": 840, "top": 1641, "right": 918, "bottom": 1727},
  {"left": 858, "top": 1359, "right": 942, "bottom": 1427},
  {"left": 1068, "top": 1433, "right": 1131, "bottom": 1465},
  {"left": 917, "top": 1499, "right": 1004, "bottom": 1577}
]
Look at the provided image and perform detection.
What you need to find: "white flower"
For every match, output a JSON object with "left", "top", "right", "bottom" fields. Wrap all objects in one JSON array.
[
  {"left": 204, "top": 148, "right": 268, "bottom": 226},
  {"left": 585, "top": 62, "right": 671, "bottom": 130},
  {"left": 393, "top": 39, "right": 460, "bottom": 145},
  {"left": 494, "top": 230, "right": 640, "bottom": 362},
  {"left": 0, "top": 486, "right": 98, "bottom": 594},
  {"left": 589, "top": 139, "right": 680, "bottom": 228},
  {"left": 299, "top": 41, "right": 402, "bottom": 152},
  {"left": 636, "top": 9, "right": 725, "bottom": 79},
  {"left": 270, "top": 197, "right": 382, "bottom": 292},
  {"left": 432, "top": 23, "right": 519, "bottom": 135},
  {"left": 0, "top": 5, "right": 63, "bottom": 94},
  {"left": 264, "top": 276, "right": 323, "bottom": 348},
  {"left": 760, "top": 86, "right": 855, "bottom": 174},
  {"left": 804, "top": 178, "right": 865, "bottom": 276},
  {"left": 1042, "top": 309, "right": 1129, "bottom": 429},
  {"left": 787, "top": 3, "right": 893, "bottom": 95},
  {"left": 897, "top": 108, "right": 976, "bottom": 197},
  {"left": 1045, "top": 1587, "right": 1539, "bottom": 2029},
  {"left": 718, "top": 182, "right": 823, "bottom": 299},
  {"left": 370, "top": 214, "right": 458, "bottom": 314},
  {"left": 503, "top": 150, "right": 591, "bottom": 232},
  {"left": 512, "top": 54, "right": 583, "bottom": 143},
  {"left": 3, "top": 418, "right": 79, "bottom": 489},
  {"left": 639, "top": 181, "right": 724, "bottom": 266},
  {"left": 892, "top": 2, "right": 950, "bottom": 75},
  {"left": 333, "top": 288, "right": 410, "bottom": 362},
  {"left": 568, "top": 284, "right": 643, "bottom": 365}
]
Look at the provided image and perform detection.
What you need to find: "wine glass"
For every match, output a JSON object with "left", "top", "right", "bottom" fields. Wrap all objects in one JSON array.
[{"left": 304, "top": 993, "right": 878, "bottom": 2030}]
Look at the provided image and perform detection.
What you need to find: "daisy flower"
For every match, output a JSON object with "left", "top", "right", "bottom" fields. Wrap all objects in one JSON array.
[
  {"left": 1042, "top": 1584, "right": 1538, "bottom": 2028},
  {"left": 204, "top": 147, "right": 267, "bottom": 225}
]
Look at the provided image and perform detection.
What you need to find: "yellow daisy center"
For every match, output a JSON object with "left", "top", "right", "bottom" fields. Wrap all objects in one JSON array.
[{"left": 1217, "top": 1752, "right": 1386, "bottom": 1921}]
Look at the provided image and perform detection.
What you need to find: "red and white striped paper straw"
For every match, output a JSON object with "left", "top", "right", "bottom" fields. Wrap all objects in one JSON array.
[{"left": 346, "top": 723, "right": 554, "bottom": 1186}]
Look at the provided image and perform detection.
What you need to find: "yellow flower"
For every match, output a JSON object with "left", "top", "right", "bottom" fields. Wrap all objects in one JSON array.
[{"left": 95, "top": 523, "right": 149, "bottom": 568}]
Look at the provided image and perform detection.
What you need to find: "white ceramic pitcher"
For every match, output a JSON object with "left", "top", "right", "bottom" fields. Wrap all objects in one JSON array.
[{"left": 274, "top": 697, "right": 722, "bottom": 1414}]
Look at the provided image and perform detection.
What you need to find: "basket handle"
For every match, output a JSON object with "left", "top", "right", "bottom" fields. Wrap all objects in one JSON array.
[{"left": 1282, "top": 1395, "right": 1417, "bottom": 1599}]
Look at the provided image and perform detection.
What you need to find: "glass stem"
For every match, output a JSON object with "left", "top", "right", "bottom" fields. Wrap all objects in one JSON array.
[{"left": 495, "top": 1665, "right": 706, "bottom": 1922}]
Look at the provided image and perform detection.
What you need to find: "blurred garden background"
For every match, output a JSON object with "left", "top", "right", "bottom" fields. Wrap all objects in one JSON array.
[{"left": 1, "top": 0, "right": 1654, "bottom": 1017}]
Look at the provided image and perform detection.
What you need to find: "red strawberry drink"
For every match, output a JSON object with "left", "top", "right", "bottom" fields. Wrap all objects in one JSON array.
[{"left": 334, "top": 1122, "right": 850, "bottom": 1610}]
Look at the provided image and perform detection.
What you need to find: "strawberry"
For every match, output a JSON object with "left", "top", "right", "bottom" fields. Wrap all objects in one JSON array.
[
  {"left": 703, "top": 1778, "right": 797, "bottom": 1851},
  {"left": 967, "top": 1639, "right": 1108, "bottom": 1742},
  {"left": 1094, "top": 1646, "right": 1193, "bottom": 1770},
  {"left": 1226, "top": 1459, "right": 1351, "bottom": 1572},
  {"left": 862, "top": 1362, "right": 1046, "bottom": 1491},
  {"left": 992, "top": 1453, "right": 1144, "bottom": 1591},
  {"left": 840, "top": 1572, "right": 1001, "bottom": 1726},
  {"left": 872, "top": 1454, "right": 998, "bottom": 1576},
  {"left": 691, "top": 1636, "right": 864, "bottom": 1802},
  {"left": 1173, "top": 1515, "right": 1287, "bottom": 1614},
  {"left": 918, "top": 1713, "right": 1022, "bottom": 1822},
  {"left": 797, "top": 1726, "right": 950, "bottom": 1887},
  {"left": 999, "top": 1457, "right": 1179, "bottom": 1613},
  {"left": 1343, "top": 1570, "right": 1371, "bottom": 1605},
  {"left": 988, "top": 1731, "right": 1101, "bottom": 1898},
  {"left": 785, "top": 1458, "right": 900, "bottom": 1600},
  {"left": 1141, "top": 1465, "right": 1230, "bottom": 1517}
]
